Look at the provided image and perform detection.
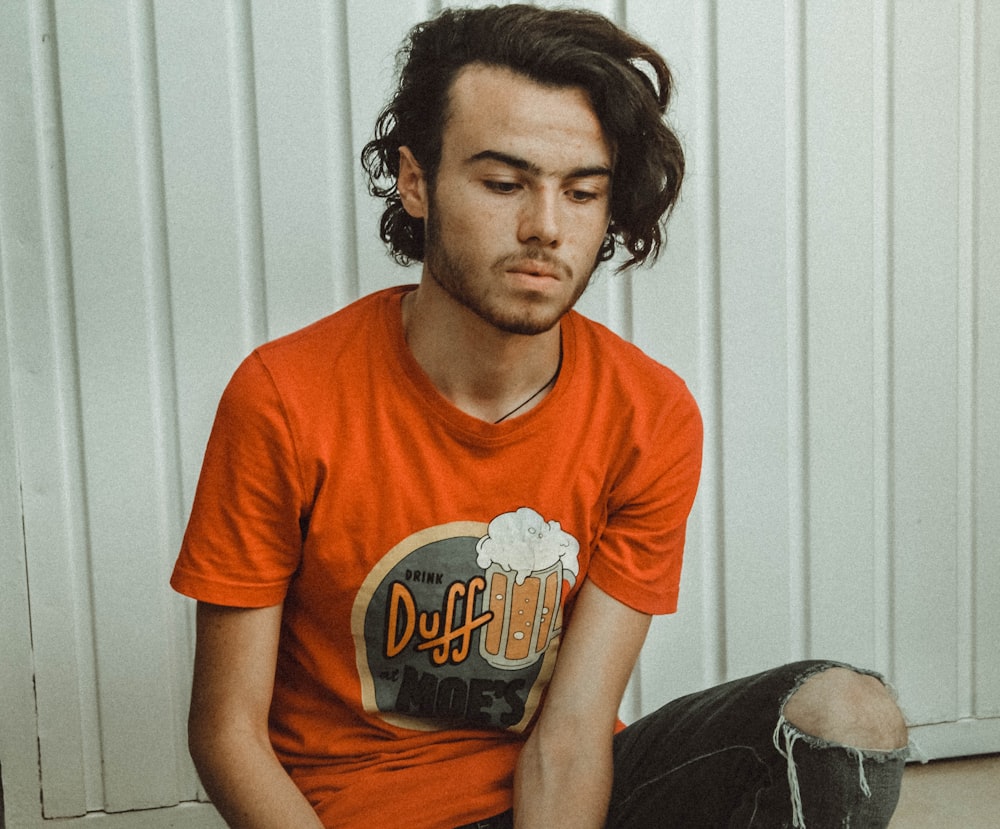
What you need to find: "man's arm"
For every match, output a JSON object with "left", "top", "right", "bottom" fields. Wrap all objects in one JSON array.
[
  {"left": 513, "top": 580, "right": 651, "bottom": 829},
  {"left": 188, "top": 602, "right": 324, "bottom": 829}
]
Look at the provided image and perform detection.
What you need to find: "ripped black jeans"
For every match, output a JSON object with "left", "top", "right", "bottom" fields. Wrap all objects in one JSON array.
[
  {"left": 460, "top": 660, "right": 908, "bottom": 829},
  {"left": 606, "top": 660, "right": 908, "bottom": 828}
]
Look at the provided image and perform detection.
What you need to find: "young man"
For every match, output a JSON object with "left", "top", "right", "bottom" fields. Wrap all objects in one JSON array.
[{"left": 171, "top": 5, "right": 909, "bottom": 828}]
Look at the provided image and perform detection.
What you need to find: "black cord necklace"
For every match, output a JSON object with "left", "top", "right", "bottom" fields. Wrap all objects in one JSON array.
[{"left": 493, "top": 344, "right": 564, "bottom": 424}]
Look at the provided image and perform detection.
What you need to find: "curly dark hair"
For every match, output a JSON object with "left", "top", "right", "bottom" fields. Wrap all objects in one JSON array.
[{"left": 360, "top": 4, "right": 684, "bottom": 271}]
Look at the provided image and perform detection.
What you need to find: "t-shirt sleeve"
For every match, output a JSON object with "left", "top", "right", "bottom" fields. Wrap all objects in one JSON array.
[
  {"left": 586, "top": 381, "right": 703, "bottom": 615},
  {"left": 170, "top": 351, "right": 305, "bottom": 607}
]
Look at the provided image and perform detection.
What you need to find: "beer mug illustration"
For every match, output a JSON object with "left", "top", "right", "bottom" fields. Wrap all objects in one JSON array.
[{"left": 476, "top": 508, "right": 579, "bottom": 670}]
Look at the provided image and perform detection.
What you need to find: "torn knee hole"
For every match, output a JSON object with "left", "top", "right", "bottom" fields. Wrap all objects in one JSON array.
[{"left": 782, "top": 667, "right": 908, "bottom": 752}]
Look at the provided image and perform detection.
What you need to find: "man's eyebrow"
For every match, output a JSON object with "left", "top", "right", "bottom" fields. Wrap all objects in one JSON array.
[{"left": 467, "top": 149, "right": 612, "bottom": 180}]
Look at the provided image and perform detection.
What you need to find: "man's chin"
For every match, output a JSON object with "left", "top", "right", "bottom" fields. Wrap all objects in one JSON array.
[{"left": 476, "top": 306, "right": 565, "bottom": 337}]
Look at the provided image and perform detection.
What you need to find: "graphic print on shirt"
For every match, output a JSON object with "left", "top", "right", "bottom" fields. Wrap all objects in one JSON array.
[{"left": 352, "top": 508, "right": 580, "bottom": 733}]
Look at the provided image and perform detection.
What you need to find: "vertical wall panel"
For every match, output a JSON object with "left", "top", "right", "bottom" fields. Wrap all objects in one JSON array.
[
  {"left": 6, "top": 0, "right": 97, "bottom": 818},
  {"left": 954, "top": 0, "right": 980, "bottom": 720},
  {"left": 975, "top": 0, "right": 1000, "bottom": 720},
  {"left": 220, "top": 0, "right": 269, "bottom": 349},
  {"left": 0, "top": 6, "right": 52, "bottom": 825},
  {"left": 871, "top": 0, "right": 898, "bottom": 677},
  {"left": 803, "top": 2, "right": 880, "bottom": 667},
  {"left": 154, "top": 1, "right": 264, "bottom": 502},
  {"left": 715, "top": 0, "right": 793, "bottom": 678},
  {"left": 251, "top": 3, "right": 354, "bottom": 337},
  {"left": 0, "top": 281, "right": 45, "bottom": 828},
  {"left": 54, "top": 0, "right": 183, "bottom": 811},
  {"left": 783, "top": 0, "right": 809, "bottom": 662},
  {"left": 889, "top": 1, "right": 963, "bottom": 725}
]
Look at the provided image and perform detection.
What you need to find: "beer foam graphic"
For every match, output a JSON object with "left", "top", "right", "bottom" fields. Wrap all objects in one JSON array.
[{"left": 475, "top": 507, "right": 580, "bottom": 586}]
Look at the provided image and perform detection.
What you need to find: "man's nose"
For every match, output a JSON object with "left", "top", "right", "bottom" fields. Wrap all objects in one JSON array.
[{"left": 517, "top": 190, "right": 561, "bottom": 247}]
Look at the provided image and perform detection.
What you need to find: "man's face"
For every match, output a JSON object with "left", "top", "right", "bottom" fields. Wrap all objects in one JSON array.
[{"left": 403, "top": 64, "right": 614, "bottom": 336}]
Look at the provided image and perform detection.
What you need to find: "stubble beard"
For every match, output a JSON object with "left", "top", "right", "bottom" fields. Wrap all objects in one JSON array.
[{"left": 423, "top": 204, "right": 597, "bottom": 337}]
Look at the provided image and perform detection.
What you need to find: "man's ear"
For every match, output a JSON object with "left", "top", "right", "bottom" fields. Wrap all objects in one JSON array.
[{"left": 397, "top": 146, "right": 428, "bottom": 219}]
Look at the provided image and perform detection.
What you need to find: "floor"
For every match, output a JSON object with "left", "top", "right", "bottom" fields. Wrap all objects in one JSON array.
[{"left": 890, "top": 754, "right": 1000, "bottom": 828}]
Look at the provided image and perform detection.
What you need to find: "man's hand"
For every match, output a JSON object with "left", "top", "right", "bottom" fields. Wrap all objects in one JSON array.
[{"left": 513, "top": 580, "right": 651, "bottom": 829}]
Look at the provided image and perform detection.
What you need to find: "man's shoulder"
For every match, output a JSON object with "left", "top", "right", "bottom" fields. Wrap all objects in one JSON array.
[
  {"left": 567, "top": 310, "right": 701, "bottom": 445},
  {"left": 255, "top": 285, "right": 408, "bottom": 368},
  {"left": 568, "top": 310, "right": 690, "bottom": 393}
]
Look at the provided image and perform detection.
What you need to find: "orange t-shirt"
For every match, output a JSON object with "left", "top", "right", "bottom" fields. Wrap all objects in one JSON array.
[{"left": 171, "top": 286, "right": 702, "bottom": 828}]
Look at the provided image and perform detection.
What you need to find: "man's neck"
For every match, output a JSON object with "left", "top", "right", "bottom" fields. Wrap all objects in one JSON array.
[{"left": 401, "top": 281, "right": 563, "bottom": 423}]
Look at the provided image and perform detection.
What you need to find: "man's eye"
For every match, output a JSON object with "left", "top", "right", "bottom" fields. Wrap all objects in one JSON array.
[
  {"left": 484, "top": 181, "right": 520, "bottom": 194},
  {"left": 569, "top": 190, "right": 600, "bottom": 203}
]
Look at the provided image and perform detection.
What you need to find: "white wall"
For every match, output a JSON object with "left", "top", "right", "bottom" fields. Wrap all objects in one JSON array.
[{"left": 1, "top": 0, "right": 997, "bottom": 825}]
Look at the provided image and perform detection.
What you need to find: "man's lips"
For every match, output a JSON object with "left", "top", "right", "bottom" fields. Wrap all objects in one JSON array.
[{"left": 506, "top": 260, "right": 562, "bottom": 279}]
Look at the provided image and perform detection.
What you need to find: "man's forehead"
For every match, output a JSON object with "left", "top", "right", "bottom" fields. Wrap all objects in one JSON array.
[
  {"left": 442, "top": 65, "right": 613, "bottom": 170},
  {"left": 446, "top": 63, "right": 592, "bottom": 114}
]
